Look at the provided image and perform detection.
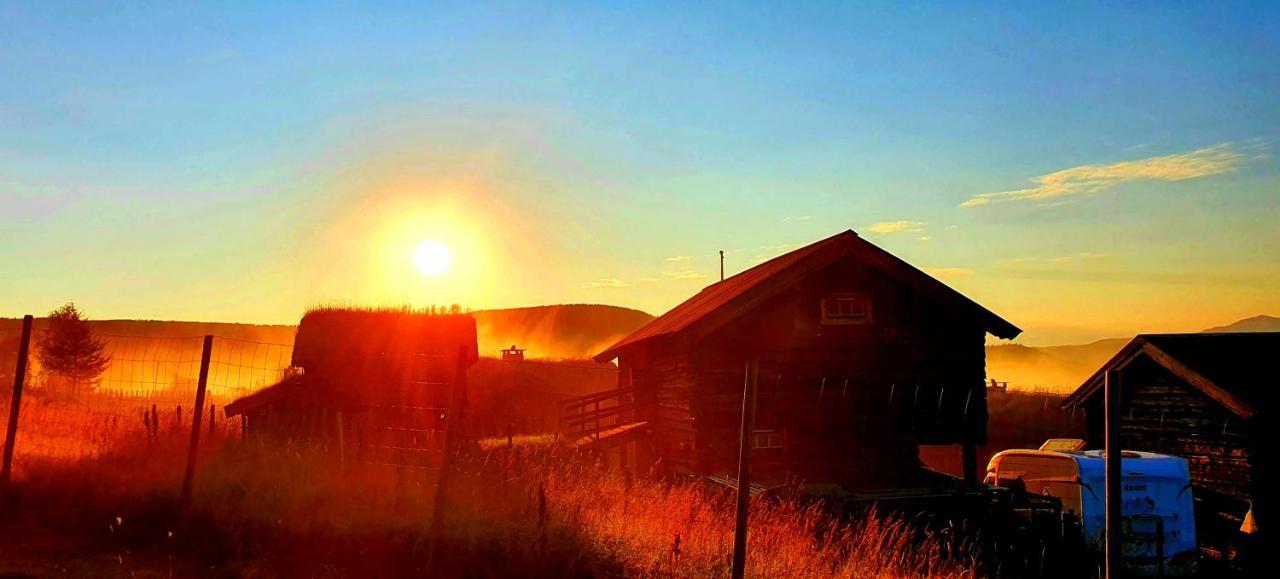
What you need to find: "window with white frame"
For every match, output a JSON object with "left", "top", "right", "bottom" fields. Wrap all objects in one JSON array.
[{"left": 821, "top": 292, "right": 872, "bottom": 325}]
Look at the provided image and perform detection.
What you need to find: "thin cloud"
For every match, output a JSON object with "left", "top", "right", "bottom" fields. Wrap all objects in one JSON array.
[
  {"left": 780, "top": 215, "right": 813, "bottom": 223},
  {"left": 586, "top": 278, "right": 631, "bottom": 288},
  {"left": 924, "top": 267, "right": 974, "bottom": 279},
  {"left": 663, "top": 270, "right": 708, "bottom": 281},
  {"left": 1001, "top": 253, "right": 1112, "bottom": 267},
  {"left": 961, "top": 143, "right": 1248, "bottom": 208},
  {"left": 865, "top": 220, "right": 927, "bottom": 235},
  {"left": 664, "top": 255, "right": 693, "bottom": 263}
]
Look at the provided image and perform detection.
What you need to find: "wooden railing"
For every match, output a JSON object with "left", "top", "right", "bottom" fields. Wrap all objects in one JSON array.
[{"left": 560, "top": 386, "right": 637, "bottom": 445}]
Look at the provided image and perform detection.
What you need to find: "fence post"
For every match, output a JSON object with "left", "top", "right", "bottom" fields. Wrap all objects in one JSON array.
[
  {"left": 1104, "top": 368, "right": 1122, "bottom": 578},
  {"left": 1, "top": 315, "right": 34, "bottom": 493},
  {"left": 335, "top": 411, "right": 345, "bottom": 468},
  {"left": 429, "top": 345, "right": 469, "bottom": 572},
  {"left": 731, "top": 359, "right": 759, "bottom": 579},
  {"left": 180, "top": 335, "right": 213, "bottom": 509}
]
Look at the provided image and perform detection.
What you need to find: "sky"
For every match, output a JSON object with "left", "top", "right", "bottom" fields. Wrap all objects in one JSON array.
[{"left": 2, "top": 1, "right": 1278, "bottom": 345}]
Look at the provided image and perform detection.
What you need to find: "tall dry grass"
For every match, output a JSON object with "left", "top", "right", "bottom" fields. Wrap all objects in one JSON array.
[{"left": 9, "top": 433, "right": 975, "bottom": 577}]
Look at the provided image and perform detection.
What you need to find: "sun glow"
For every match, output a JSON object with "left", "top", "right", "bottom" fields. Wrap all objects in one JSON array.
[{"left": 412, "top": 240, "right": 453, "bottom": 276}]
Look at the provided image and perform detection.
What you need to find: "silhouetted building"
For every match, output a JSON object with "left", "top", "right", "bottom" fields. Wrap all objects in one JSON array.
[
  {"left": 579, "top": 230, "right": 1020, "bottom": 490},
  {"left": 1063, "top": 332, "right": 1276, "bottom": 557},
  {"left": 226, "top": 308, "right": 479, "bottom": 450}
]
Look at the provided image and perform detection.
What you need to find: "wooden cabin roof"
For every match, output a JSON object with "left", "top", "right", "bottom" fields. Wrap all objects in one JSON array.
[
  {"left": 1063, "top": 332, "right": 1280, "bottom": 418},
  {"left": 594, "top": 230, "right": 1020, "bottom": 362}
]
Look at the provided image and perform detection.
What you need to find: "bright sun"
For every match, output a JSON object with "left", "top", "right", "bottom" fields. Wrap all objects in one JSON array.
[{"left": 412, "top": 240, "right": 453, "bottom": 277}]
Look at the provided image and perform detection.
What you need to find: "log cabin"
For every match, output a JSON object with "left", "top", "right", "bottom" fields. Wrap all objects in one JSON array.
[
  {"left": 1062, "top": 332, "right": 1275, "bottom": 553},
  {"left": 582, "top": 230, "right": 1020, "bottom": 489}
]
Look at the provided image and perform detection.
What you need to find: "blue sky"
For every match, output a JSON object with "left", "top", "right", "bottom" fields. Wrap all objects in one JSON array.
[{"left": 2, "top": 1, "right": 1278, "bottom": 344}]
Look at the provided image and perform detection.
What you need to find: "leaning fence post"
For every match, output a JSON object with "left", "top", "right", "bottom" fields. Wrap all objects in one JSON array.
[
  {"left": 180, "top": 335, "right": 213, "bottom": 509},
  {"left": 731, "top": 358, "right": 759, "bottom": 579},
  {"left": 1, "top": 315, "right": 34, "bottom": 493}
]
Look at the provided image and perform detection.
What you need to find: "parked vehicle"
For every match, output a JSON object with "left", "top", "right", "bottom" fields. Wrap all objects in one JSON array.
[{"left": 986, "top": 444, "right": 1198, "bottom": 575}]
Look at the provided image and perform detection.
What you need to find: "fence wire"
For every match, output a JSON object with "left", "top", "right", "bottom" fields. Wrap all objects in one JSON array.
[{"left": 0, "top": 330, "right": 295, "bottom": 475}]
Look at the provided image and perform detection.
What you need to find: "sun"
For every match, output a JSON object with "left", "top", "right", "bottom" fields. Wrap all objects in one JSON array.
[{"left": 412, "top": 240, "right": 453, "bottom": 277}]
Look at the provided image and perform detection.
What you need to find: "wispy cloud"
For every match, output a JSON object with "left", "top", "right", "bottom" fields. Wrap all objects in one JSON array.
[
  {"left": 586, "top": 278, "right": 631, "bottom": 288},
  {"left": 924, "top": 267, "right": 973, "bottom": 279},
  {"left": 1000, "top": 252, "right": 1112, "bottom": 267},
  {"left": 780, "top": 215, "right": 812, "bottom": 223},
  {"left": 663, "top": 270, "right": 707, "bottom": 281},
  {"left": 865, "top": 220, "right": 927, "bottom": 235},
  {"left": 961, "top": 143, "right": 1249, "bottom": 208},
  {"left": 665, "top": 255, "right": 693, "bottom": 263}
]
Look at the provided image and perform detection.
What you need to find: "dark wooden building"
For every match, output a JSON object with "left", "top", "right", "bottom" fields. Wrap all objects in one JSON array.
[
  {"left": 586, "top": 230, "right": 1020, "bottom": 489},
  {"left": 226, "top": 308, "right": 479, "bottom": 443},
  {"left": 1063, "top": 332, "right": 1275, "bottom": 549}
]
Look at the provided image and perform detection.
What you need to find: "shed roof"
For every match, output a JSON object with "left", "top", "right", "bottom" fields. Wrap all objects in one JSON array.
[
  {"left": 293, "top": 308, "right": 479, "bottom": 372},
  {"left": 594, "top": 230, "right": 1020, "bottom": 362},
  {"left": 1063, "top": 332, "right": 1280, "bottom": 418}
]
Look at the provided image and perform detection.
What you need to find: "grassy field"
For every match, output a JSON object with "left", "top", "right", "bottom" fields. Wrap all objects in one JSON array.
[{"left": 3, "top": 432, "right": 975, "bottom": 578}]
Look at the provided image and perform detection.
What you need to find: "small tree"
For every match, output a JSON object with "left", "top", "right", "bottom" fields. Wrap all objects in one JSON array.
[{"left": 37, "top": 302, "right": 109, "bottom": 397}]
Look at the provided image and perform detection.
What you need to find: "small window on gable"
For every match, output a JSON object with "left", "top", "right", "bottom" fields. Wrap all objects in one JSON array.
[
  {"left": 753, "top": 429, "right": 784, "bottom": 450},
  {"left": 821, "top": 292, "right": 872, "bottom": 325}
]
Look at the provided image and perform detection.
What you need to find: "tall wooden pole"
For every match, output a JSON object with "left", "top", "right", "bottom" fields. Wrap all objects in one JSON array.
[
  {"left": 961, "top": 439, "right": 978, "bottom": 485},
  {"left": 1105, "top": 368, "right": 1122, "bottom": 577},
  {"left": 731, "top": 359, "right": 759, "bottom": 579},
  {"left": 429, "top": 345, "right": 469, "bottom": 572},
  {"left": 1, "top": 315, "right": 34, "bottom": 491},
  {"left": 180, "top": 335, "right": 213, "bottom": 509}
]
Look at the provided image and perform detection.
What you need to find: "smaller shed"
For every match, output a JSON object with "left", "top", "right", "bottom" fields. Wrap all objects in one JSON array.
[
  {"left": 1063, "top": 332, "right": 1275, "bottom": 553},
  {"left": 226, "top": 308, "right": 479, "bottom": 437}
]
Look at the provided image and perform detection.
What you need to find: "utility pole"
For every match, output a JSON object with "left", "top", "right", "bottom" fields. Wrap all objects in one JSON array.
[
  {"left": 731, "top": 359, "right": 759, "bottom": 579},
  {"left": 1105, "top": 368, "right": 1122, "bottom": 577}
]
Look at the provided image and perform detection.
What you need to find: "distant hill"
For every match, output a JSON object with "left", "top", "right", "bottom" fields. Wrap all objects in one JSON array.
[
  {"left": 986, "top": 338, "right": 1128, "bottom": 393},
  {"left": 2, "top": 303, "right": 653, "bottom": 362},
  {"left": 987, "top": 314, "right": 1280, "bottom": 393},
  {"left": 1202, "top": 314, "right": 1280, "bottom": 333},
  {"left": 473, "top": 304, "right": 653, "bottom": 360},
  {"left": 10, "top": 309, "right": 1273, "bottom": 392},
  {"left": 0, "top": 318, "right": 297, "bottom": 344}
]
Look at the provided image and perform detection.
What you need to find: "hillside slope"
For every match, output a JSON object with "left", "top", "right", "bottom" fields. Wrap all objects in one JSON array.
[
  {"left": 473, "top": 304, "right": 653, "bottom": 360},
  {"left": 985, "top": 339, "right": 1128, "bottom": 393},
  {"left": 987, "top": 314, "right": 1280, "bottom": 392},
  {"left": 2, "top": 304, "right": 654, "bottom": 361},
  {"left": 1202, "top": 314, "right": 1280, "bottom": 333}
]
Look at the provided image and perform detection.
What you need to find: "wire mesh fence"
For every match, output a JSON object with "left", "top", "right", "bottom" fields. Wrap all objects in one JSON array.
[
  {"left": 206, "top": 336, "right": 295, "bottom": 438},
  {"left": 0, "top": 329, "right": 296, "bottom": 480}
]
